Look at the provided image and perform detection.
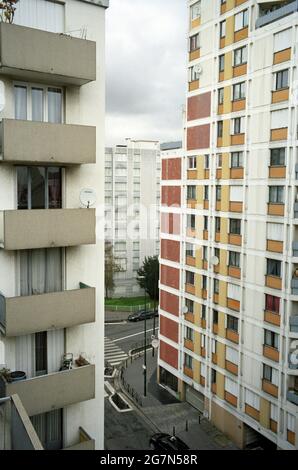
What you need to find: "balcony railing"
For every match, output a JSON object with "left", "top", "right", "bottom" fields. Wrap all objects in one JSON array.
[
  {"left": 256, "top": 1, "right": 298, "bottom": 29},
  {"left": 0, "top": 395, "right": 43, "bottom": 450},
  {"left": 0, "top": 208, "right": 96, "bottom": 250},
  {"left": 0, "top": 119, "right": 96, "bottom": 166},
  {"left": 0, "top": 364, "right": 95, "bottom": 416},
  {"left": 0, "top": 22, "right": 96, "bottom": 86},
  {"left": 287, "top": 390, "right": 298, "bottom": 406},
  {"left": 0, "top": 285, "right": 95, "bottom": 337}
]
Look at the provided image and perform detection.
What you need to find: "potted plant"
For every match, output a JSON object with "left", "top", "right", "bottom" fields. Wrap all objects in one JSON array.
[{"left": 0, "top": 0, "right": 18, "bottom": 24}]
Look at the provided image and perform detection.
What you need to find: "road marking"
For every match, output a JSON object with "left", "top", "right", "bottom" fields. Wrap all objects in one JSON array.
[
  {"left": 112, "top": 328, "right": 159, "bottom": 343},
  {"left": 104, "top": 336, "right": 128, "bottom": 366}
]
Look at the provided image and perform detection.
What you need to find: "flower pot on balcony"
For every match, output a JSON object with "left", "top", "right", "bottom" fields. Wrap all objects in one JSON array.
[{"left": 9, "top": 371, "right": 26, "bottom": 382}]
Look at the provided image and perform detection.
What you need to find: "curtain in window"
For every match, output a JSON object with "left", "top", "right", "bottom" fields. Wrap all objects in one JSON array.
[
  {"left": 227, "top": 283, "right": 241, "bottom": 301},
  {"left": 48, "top": 88, "right": 62, "bottom": 123},
  {"left": 226, "top": 346, "right": 238, "bottom": 365},
  {"left": 32, "top": 88, "right": 44, "bottom": 122},
  {"left": 267, "top": 223, "right": 283, "bottom": 242},
  {"left": 14, "top": 85, "right": 27, "bottom": 120},
  {"left": 225, "top": 377, "right": 238, "bottom": 396},
  {"left": 245, "top": 389, "right": 260, "bottom": 410},
  {"left": 230, "top": 186, "right": 243, "bottom": 202}
]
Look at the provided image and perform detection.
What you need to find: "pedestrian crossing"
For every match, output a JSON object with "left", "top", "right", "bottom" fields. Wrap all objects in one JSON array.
[{"left": 104, "top": 336, "right": 128, "bottom": 367}]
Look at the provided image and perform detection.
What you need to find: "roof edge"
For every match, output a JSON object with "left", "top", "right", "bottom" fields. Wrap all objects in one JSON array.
[{"left": 78, "top": 0, "right": 109, "bottom": 9}]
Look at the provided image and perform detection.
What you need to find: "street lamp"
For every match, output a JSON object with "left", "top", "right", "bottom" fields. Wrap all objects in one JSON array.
[
  {"left": 152, "top": 271, "right": 158, "bottom": 357},
  {"left": 139, "top": 275, "right": 147, "bottom": 397}
]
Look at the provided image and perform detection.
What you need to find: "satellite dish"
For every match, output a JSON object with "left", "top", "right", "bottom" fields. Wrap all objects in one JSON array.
[
  {"left": 151, "top": 336, "right": 159, "bottom": 349},
  {"left": 0, "top": 81, "right": 5, "bottom": 112},
  {"left": 195, "top": 65, "right": 203, "bottom": 75},
  {"left": 182, "top": 306, "right": 189, "bottom": 315},
  {"left": 80, "top": 188, "right": 97, "bottom": 208},
  {"left": 211, "top": 256, "right": 219, "bottom": 266}
]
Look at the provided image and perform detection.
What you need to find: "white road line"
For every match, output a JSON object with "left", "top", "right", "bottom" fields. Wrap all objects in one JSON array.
[
  {"left": 112, "top": 328, "right": 159, "bottom": 343},
  {"left": 104, "top": 336, "right": 128, "bottom": 366}
]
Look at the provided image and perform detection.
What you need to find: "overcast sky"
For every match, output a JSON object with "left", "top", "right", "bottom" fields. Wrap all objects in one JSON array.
[{"left": 105, "top": 0, "right": 187, "bottom": 146}]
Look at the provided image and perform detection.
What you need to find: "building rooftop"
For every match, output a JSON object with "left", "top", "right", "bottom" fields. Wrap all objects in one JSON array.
[
  {"left": 78, "top": 0, "right": 109, "bottom": 8},
  {"left": 160, "top": 141, "right": 183, "bottom": 151}
]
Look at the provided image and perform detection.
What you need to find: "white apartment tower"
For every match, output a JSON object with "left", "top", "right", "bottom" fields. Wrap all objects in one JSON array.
[
  {"left": 159, "top": 0, "right": 298, "bottom": 450},
  {"left": 0, "top": 0, "right": 108, "bottom": 450},
  {"left": 105, "top": 139, "right": 160, "bottom": 297}
]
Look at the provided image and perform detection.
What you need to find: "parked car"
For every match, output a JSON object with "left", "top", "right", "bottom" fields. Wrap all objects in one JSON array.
[
  {"left": 128, "top": 310, "right": 155, "bottom": 322},
  {"left": 149, "top": 433, "right": 190, "bottom": 451}
]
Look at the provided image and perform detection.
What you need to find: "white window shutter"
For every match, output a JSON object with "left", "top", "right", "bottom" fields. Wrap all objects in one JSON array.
[
  {"left": 230, "top": 186, "right": 243, "bottom": 202},
  {"left": 287, "top": 414, "right": 295, "bottom": 432},
  {"left": 270, "top": 404, "right": 278, "bottom": 422},
  {"left": 271, "top": 109, "right": 288, "bottom": 130},
  {"left": 267, "top": 223, "right": 283, "bottom": 241},
  {"left": 274, "top": 29, "right": 291, "bottom": 53},
  {"left": 245, "top": 389, "right": 260, "bottom": 410},
  {"left": 226, "top": 346, "right": 238, "bottom": 365},
  {"left": 271, "top": 368, "right": 279, "bottom": 386},
  {"left": 228, "top": 283, "right": 241, "bottom": 301},
  {"left": 201, "top": 363, "right": 206, "bottom": 378}
]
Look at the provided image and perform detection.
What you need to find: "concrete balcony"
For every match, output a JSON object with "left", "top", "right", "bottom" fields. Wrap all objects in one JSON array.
[
  {"left": 0, "top": 22, "right": 96, "bottom": 86},
  {"left": 0, "top": 119, "right": 96, "bottom": 166},
  {"left": 0, "top": 365, "right": 95, "bottom": 417},
  {"left": 287, "top": 390, "right": 298, "bottom": 406},
  {"left": 256, "top": 1, "right": 298, "bottom": 29},
  {"left": 0, "top": 286, "right": 95, "bottom": 337},
  {"left": 63, "top": 428, "right": 95, "bottom": 451},
  {"left": 0, "top": 209, "right": 96, "bottom": 250},
  {"left": 0, "top": 394, "right": 43, "bottom": 450}
]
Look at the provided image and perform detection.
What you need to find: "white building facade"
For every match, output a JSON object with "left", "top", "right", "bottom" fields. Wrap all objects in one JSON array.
[
  {"left": 105, "top": 139, "right": 160, "bottom": 298},
  {"left": 0, "top": 0, "right": 108, "bottom": 450}
]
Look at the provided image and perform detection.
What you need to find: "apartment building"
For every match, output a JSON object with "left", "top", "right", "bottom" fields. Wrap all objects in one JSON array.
[
  {"left": 158, "top": 0, "right": 298, "bottom": 450},
  {"left": 105, "top": 139, "right": 160, "bottom": 297},
  {"left": 0, "top": 0, "right": 108, "bottom": 450}
]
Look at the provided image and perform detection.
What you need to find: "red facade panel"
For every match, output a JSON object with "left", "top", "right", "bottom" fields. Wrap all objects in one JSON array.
[
  {"left": 187, "top": 124, "right": 210, "bottom": 150},
  {"left": 160, "top": 340, "right": 178, "bottom": 369},
  {"left": 161, "top": 186, "right": 181, "bottom": 207},
  {"left": 161, "top": 239, "right": 180, "bottom": 263},
  {"left": 162, "top": 158, "right": 182, "bottom": 180},
  {"left": 187, "top": 92, "right": 211, "bottom": 121},
  {"left": 160, "top": 290, "right": 179, "bottom": 317},
  {"left": 160, "top": 213, "right": 181, "bottom": 235},
  {"left": 160, "top": 264, "right": 180, "bottom": 290},
  {"left": 160, "top": 315, "right": 179, "bottom": 343}
]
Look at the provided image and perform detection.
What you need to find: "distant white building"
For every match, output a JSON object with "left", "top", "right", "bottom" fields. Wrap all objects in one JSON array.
[{"left": 105, "top": 139, "right": 161, "bottom": 297}]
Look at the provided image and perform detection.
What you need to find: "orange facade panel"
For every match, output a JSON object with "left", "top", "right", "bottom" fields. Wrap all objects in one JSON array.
[
  {"left": 265, "top": 275, "right": 282, "bottom": 290},
  {"left": 228, "top": 234, "right": 242, "bottom": 246},
  {"left": 230, "top": 168, "right": 244, "bottom": 179},
  {"left": 229, "top": 202, "right": 243, "bottom": 213},
  {"left": 185, "top": 312, "right": 195, "bottom": 324},
  {"left": 187, "top": 170, "right": 197, "bottom": 180},
  {"left": 273, "top": 48, "right": 291, "bottom": 65},
  {"left": 233, "top": 63, "right": 247, "bottom": 78},
  {"left": 266, "top": 240, "right": 283, "bottom": 254},
  {"left": 264, "top": 310, "right": 281, "bottom": 327},
  {"left": 189, "top": 49, "right": 200, "bottom": 62},
  {"left": 234, "top": 27, "right": 248, "bottom": 43},
  {"left": 270, "top": 128, "right": 288, "bottom": 142},
  {"left": 263, "top": 345, "right": 279, "bottom": 363},
  {"left": 232, "top": 99, "right": 246, "bottom": 112},
  {"left": 189, "top": 80, "right": 200, "bottom": 92},
  {"left": 231, "top": 134, "right": 245, "bottom": 146},
  {"left": 262, "top": 379, "right": 278, "bottom": 398},
  {"left": 186, "top": 255, "right": 196, "bottom": 267},
  {"left": 269, "top": 166, "right": 286, "bottom": 179},
  {"left": 226, "top": 329, "right": 239, "bottom": 344},
  {"left": 272, "top": 88, "right": 289, "bottom": 104},
  {"left": 184, "top": 338, "right": 194, "bottom": 352},
  {"left": 185, "top": 283, "right": 196, "bottom": 295},
  {"left": 227, "top": 298, "right": 240, "bottom": 312},
  {"left": 184, "top": 366, "right": 194, "bottom": 379},
  {"left": 228, "top": 266, "right": 241, "bottom": 279},
  {"left": 225, "top": 360, "right": 238, "bottom": 376},
  {"left": 225, "top": 391, "right": 237, "bottom": 407},
  {"left": 267, "top": 203, "right": 284, "bottom": 216},
  {"left": 245, "top": 404, "right": 260, "bottom": 422}
]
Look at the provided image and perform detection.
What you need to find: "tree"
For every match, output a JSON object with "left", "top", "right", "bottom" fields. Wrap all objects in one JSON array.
[
  {"left": 104, "top": 241, "right": 123, "bottom": 299},
  {"left": 137, "top": 255, "right": 159, "bottom": 302}
]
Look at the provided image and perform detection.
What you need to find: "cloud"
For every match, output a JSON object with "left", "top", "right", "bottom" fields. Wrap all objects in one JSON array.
[{"left": 105, "top": 0, "right": 187, "bottom": 145}]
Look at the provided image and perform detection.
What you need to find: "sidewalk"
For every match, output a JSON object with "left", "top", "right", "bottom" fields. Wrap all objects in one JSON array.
[{"left": 121, "top": 353, "right": 238, "bottom": 450}]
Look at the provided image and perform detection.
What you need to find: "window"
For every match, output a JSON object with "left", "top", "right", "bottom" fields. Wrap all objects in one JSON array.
[
  {"left": 232, "top": 117, "right": 244, "bottom": 135},
  {"left": 225, "top": 377, "right": 238, "bottom": 396},
  {"left": 219, "top": 54, "right": 225, "bottom": 72},
  {"left": 265, "top": 294, "right": 280, "bottom": 313},
  {"left": 213, "top": 310, "right": 218, "bottom": 324},
  {"left": 214, "top": 248, "right": 220, "bottom": 260},
  {"left": 190, "top": 33, "right": 200, "bottom": 51},
  {"left": 234, "top": 46, "right": 247, "bottom": 66},
  {"left": 186, "top": 271, "right": 195, "bottom": 285},
  {"left": 227, "top": 283, "right": 241, "bottom": 301},
  {"left": 201, "top": 305, "right": 206, "bottom": 320},
  {"left": 204, "top": 154, "right": 210, "bottom": 169},
  {"left": 218, "top": 88, "right": 224, "bottom": 105},
  {"left": 214, "top": 279, "right": 219, "bottom": 294},
  {"left": 276, "top": 70, "right": 289, "bottom": 90},
  {"left": 230, "top": 186, "right": 243, "bottom": 202},
  {"left": 264, "top": 330, "right": 279, "bottom": 350},
  {"left": 217, "top": 154, "right": 222, "bottom": 168},
  {"left": 274, "top": 28, "right": 291, "bottom": 53},
  {"left": 233, "top": 82, "right": 246, "bottom": 101},
  {"left": 271, "top": 109, "right": 288, "bottom": 130},
  {"left": 217, "top": 121, "right": 223, "bottom": 138},
  {"left": 187, "top": 214, "right": 196, "bottom": 230},
  {"left": 245, "top": 390, "right": 260, "bottom": 410},
  {"left": 229, "top": 251, "right": 240, "bottom": 268},
  {"left": 14, "top": 0, "right": 64, "bottom": 33},
  {"left": 202, "top": 275, "right": 207, "bottom": 290},
  {"left": 184, "top": 353, "right": 193, "bottom": 369},
  {"left": 188, "top": 156, "right": 197, "bottom": 169},
  {"left": 269, "top": 186, "right": 284, "bottom": 204},
  {"left": 189, "top": 66, "right": 200, "bottom": 82},
  {"left": 220, "top": 20, "right": 226, "bottom": 38},
  {"left": 211, "top": 369, "right": 217, "bottom": 384},
  {"left": 204, "top": 186, "right": 209, "bottom": 201},
  {"left": 212, "top": 338, "right": 217, "bottom": 354},
  {"left": 186, "top": 243, "right": 195, "bottom": 258},
  {"left": 187, "top": 185, "right": 196, "bottom": 200},
  {"left": 215, "top": 217, "right": 221, "bottom": 232},
  {"left": 234, "top": 9, "right": 248, "bottom": 32},
  {"left": 227, "top": 315, "right": 238, "bottom": 332},
  {"left": 270, "top": 148, "right": 285, "bottom": 166},
  {"left": 263, "top": 364, "right": 278, "bottom": 385},
  {"left": 231, "top": 152, "right": 244, "bottom": 168},
  {"left": 226, "top": 346, "right": 238, "bottom": 365},
  {"left": 190, "top": 1, "right": 201, "bottom": 20},
  {"left": 185, "top": 327, "right": 194, "bottom": 342},
  {"left": 204, "top": 216, "right": 208, "bottom": 231},
  {"left": 267, "top": 223, "right": 283, "bottom": 242},
  {"left": 230, "top": 219, "right": 241, "bottom": 235},
  {"left": 185, "top": 298, "right": 194, "bottom": 314},
  {"left": 267, "top": 259, "right": 281, "bottom": 277},
  {"left": 14, "top": 84, "right": 63, "bottom": 123},
  {"left": 203, "top": 246, "right": 208, "bottom": 261},
  {"left": 216, "top": 186, "right": 222, "bottom": 201},
  {"left": 17, "top": 166, "right": 62, "bottom": 210}
]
